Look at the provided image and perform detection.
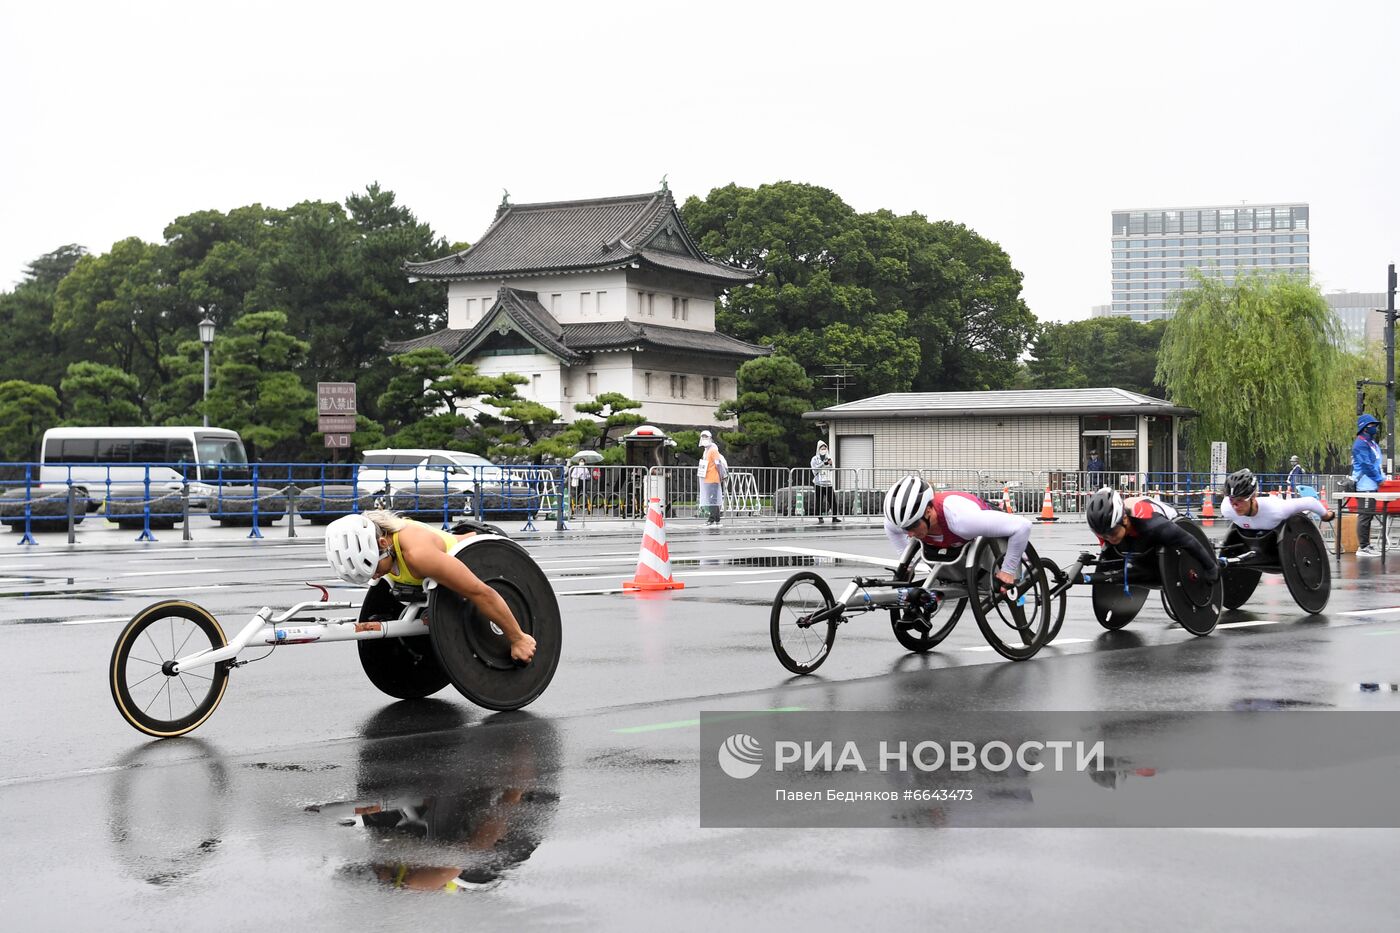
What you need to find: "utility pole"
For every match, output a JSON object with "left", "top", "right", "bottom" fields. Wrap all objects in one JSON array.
[{"left": 1388, "top": 263, "right": 1398, "bottom": 472}]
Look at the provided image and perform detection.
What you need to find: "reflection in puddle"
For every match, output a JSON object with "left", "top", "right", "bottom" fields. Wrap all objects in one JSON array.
[
  {"left": 311, "top": 708, "right": 560, "bottom": 894},
  {"left": 675, "top": 555, "right": 838, "bottom": 569}
]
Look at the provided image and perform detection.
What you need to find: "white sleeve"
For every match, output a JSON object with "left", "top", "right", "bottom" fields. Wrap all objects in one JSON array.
[
  {"left": 1259, "top": 496, "right": 1326, "bottom": 524},
  {"left": 885, "top": 519, "right": 910, "bottom": 554},
  {"left": 942, "top": 497, "right": 1033, "bottom": 576}
]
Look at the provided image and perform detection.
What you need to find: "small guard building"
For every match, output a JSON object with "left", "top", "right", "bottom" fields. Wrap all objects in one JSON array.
[
  {"left": 805, "top": 388, "right": 1196, "bottom": 481},
  {"left": 391, "top": 185, "right": 768, "bottom": 429}
]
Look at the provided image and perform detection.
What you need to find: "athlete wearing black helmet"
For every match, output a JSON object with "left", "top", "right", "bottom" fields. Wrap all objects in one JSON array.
[{"left": 1084, "top": 486, "right": 1219, "bottom": 582}]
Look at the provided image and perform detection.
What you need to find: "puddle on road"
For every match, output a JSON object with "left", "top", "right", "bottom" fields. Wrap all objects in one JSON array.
[{"left": 671, "top": 555, "right": 841, "bottom": 569}]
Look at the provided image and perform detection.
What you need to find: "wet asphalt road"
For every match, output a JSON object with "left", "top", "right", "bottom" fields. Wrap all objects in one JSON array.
[{"left": 3, "top": 521, "right": 1399, "bottom": 930}]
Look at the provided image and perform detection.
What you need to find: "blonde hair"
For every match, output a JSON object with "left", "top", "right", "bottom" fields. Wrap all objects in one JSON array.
[{"left": 361, "top": 509, "right": 408, "bottom": 535}]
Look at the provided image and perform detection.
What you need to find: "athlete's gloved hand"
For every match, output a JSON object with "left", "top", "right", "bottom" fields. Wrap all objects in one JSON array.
[{"left": 906, "top": 587, "right": 940, "bottom": 612}]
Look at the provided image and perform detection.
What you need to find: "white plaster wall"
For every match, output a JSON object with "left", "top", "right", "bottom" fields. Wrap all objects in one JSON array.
[
  {"left": 445, "top": 272, "right": 630, "bottom": 329},
  {"left": 831, "top": 416, "right": 1082, "bottom": 473},
  {"left": 471, "top": 354, "right": 565, "bottom": 414}
]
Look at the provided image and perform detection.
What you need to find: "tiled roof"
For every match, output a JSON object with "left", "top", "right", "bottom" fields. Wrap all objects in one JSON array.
[
  {"left": 386, "top": 287, "right": 770, "bottom": 363},
  {"left": 404, "top": 189, "right": 753, "bottom": 283},
  {"left": 806, "top": 388, "right": 1195, "bottom": 419},
  {"left": 562, "top": 320, "right": 771, "bottom": 358}
]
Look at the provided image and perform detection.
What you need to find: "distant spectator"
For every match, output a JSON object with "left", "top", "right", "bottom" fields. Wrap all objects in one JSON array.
[
  {"left": 810, "top": 440, "right": 840, "bottom": 524},
  {"left": 1086, "top": 450, "right": 1105, "bottom": 488},
  {"left": 568, "top": 459, "right": 591, "bottom": 513},
  {"left": 697, "top": 431, "right": 728, "bottom": 527},
  {"left": 1285, "top": 455, "right": 1305, "bottom": 497},
  {"left": 1352, "top": 413, "right": 1386, "bottom": 558}
]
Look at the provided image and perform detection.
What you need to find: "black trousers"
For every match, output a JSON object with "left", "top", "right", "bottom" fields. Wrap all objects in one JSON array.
[
  {"left": 1357, "top": 496, "right": 1380, "bottom": 548},
  {"left": 813, "top": 484, "right": 836, "bottom": 517}
]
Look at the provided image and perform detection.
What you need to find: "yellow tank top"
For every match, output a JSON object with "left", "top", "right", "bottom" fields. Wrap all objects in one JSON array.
[{"left": 384, "top": 521, "right": 460, "bottom": 587}]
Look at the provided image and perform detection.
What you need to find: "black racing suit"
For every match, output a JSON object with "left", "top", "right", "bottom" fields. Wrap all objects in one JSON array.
[{"left": 1109, "top": 499, "right": 1219, "bottom": 583}]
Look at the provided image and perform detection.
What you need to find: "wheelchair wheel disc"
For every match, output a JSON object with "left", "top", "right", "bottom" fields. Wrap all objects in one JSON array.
[
  {"left": 770, "top": 571, "right": 838, "bottom": 674},
  {"left": 1091, "top": 581, "right": 1149, "bottom": 630},
  {"left": 427, "top": 537, "right": 562, "bottom": 711},
  {"left": 1281, "top": 514, "right": 1330, "bottom": 613},
  {"left": 110, "top": 600, "right": 230, "bottom": 738},
  {"left": 1221, "top": 566, "right": 1262, "bottom": 610},
  {"left": 1158, "top": 519, "right": 1222, "bottom": 636},
  {"left": 356, "top": 580, "right": 450, "bottom": 699}
]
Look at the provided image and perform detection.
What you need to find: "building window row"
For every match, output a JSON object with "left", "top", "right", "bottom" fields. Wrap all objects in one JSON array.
[
  {"left": 1113, "top": 234, "right": 1308, "bottom": 249},
  {"left": 1113, "top": 206, "right": 1309, "bottom": 236}
]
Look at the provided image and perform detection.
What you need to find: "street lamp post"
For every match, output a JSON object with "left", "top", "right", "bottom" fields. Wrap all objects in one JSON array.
[{"left": 198, "top": 313, "right": 216, "bottom": 428}]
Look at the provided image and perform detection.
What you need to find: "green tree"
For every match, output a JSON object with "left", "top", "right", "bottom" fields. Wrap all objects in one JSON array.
[
  {"left": 0, "top": 381, "right": 60, "bottom": 461},
  {"left": 199, "top": 311, "right": 315, "bottom": 459},
  {"left": 682, "top": 182, "right": 1035, "bottom": 405},
  {"left": 1157, "top": 273, "right": 1347, "bottom": 469},
  {"left": 716, "top": 355, "right": 814, "bottom": 466},
  {"left": 1026, "top": 317, "right": 1167, "bottom": 396},
  {"left": 59, "top": 362, "right": 142, "bottom": 425},
  {"left": 572, "top": 392, "right": 646, "bottom": 447},
  {"left": 0, "top": 245, "right": 87, "bottom": 388}
]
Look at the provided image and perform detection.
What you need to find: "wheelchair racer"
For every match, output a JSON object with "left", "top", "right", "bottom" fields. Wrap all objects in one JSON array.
[
  {"left": 325, "top": 511, "right": 537, "bottom": 664},
  {"left": 1084, "top": 487, "right": 1219, "bottom": 583},
  {"left": 882, "top": 476, "right": 1034, "bottom": 612},
  {"left": 1220, "top": 468, "right": 1334, "bottom": 531}
]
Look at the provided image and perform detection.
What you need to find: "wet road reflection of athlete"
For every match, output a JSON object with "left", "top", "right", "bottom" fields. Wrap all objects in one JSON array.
[
  {"left": 325, "top": 511, "right": 537, "bottom": 664},
  {"left": 1084, "top": 487, "right": 1219, "bottom": 583}
]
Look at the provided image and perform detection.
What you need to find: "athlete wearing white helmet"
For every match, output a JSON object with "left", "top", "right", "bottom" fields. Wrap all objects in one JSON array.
[
  {"left": 325, "top": 511, "right": 536, "bottom": 664},
  {"left": 1220, "top": 468, "right": 1333, "bottom": 532},
  {"left": 882, "top": 476, "right": 1032, "bottom": 588}
]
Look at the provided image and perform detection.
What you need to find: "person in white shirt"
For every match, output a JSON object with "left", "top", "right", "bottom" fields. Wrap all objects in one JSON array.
[
  {"left": 809, "top": 441, "right": 840, "bottom": 524},
  {"left": 1220, "top": 468, "right": 1333, "bottom": 532},
  {"left": 882, "top": 475, "right": 1032, "bottom": 590}
]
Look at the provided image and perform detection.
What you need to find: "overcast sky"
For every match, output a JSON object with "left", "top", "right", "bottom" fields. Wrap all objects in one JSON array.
[{"left": 3, "top": 0, "right": 1397, "bottom": 321}]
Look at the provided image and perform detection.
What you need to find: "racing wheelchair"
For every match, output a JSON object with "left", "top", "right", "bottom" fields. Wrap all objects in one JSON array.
[
  {"left": 1043, "top": 515, "right": 1224, "bottom": 639},
  {"left": 1217, "top": 513, "right": 1331, "bottom": 614},
  {"left": 109, "top": 526, "right": 562, "bottom": 738},
  {"left": 769, "top": 535, "right": 1054, "bottom": 674}
]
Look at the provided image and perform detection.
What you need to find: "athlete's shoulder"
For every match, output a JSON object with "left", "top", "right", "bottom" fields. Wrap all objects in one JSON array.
[{"left": 1130, "top": 498, "right": 1156, "bottom": 521}]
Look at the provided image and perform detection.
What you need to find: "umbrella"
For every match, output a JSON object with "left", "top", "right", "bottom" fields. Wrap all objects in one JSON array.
[{"left": 571, "top": 450, "right": 604, "bottom": 464}]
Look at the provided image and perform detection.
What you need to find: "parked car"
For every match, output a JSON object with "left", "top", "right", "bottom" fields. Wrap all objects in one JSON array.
[
  {"left": 358, "top": 449, "right": 542, "bottom": 520},
  {"left": 359, "top": 449, "right": 500, "bottom": 495}
]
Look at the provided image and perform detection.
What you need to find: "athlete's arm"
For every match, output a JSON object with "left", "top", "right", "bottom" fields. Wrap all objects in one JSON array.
[
  {"left": 1138, "top": 515, "right": 1218, "bottom": 580},
  {"left": 398, "top": 526, "right": 537, "bottom": 663},
  {"left": 941, "top": 496, "right": 1032, "bottom": 578},
  {"left": 885, "top": 519, "right": 911, "bottom": 554},
  {"left": 1257, "top": 495, "right": 1332, "bottom": 523}
]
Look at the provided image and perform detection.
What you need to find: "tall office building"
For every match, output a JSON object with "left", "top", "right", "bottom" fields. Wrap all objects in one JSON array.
[{"left": 1109, "top": 203, "right": 1310, "bottom": 321}]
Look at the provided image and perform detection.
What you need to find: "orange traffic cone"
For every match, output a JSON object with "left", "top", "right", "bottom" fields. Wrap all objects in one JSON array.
[
  {"left": 623, "top": 497, "right": 685, "bottom": 592},
  {"left": 1002, "top": 484, "right": 1014, "bottom": 513},
  {"left": 1039, "top": 486, "right": 1056, "bottom": 522},
  {"left": 1200, "top": 486, "right": 1215, "bottom": 527}
]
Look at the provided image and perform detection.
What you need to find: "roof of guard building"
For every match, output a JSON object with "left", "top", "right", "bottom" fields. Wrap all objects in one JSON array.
[{"left": 805, "top": 388, "right": 1195, "bottom": 420}]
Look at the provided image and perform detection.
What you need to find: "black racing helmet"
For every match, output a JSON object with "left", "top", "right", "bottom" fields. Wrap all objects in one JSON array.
[
  {"left": 1224, "top": 468, "right": 1258, "bottom": 499},
  {"left": 1085, "top": 487, "right": 1125, "bottom": 536}
]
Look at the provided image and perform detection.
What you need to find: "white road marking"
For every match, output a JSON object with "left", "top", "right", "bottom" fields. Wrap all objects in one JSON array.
[
  {"left": 59, "top": 617, "right": 130, "bottom": 625},
  {"left": 1339, "top": 606, "right": 1400, "bottom": 617},
  {"left": 1217, "top": 619, "right": 1284, "bottom": 629},
  {"left": 963, "top": 637, "right": 1092, "bottom": 652}
]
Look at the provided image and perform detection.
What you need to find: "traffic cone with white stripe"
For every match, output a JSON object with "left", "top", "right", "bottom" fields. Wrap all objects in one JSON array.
[
  {"left": 1200, "top": 486, "right": 1215, "bottom": 527},
  {"left": 623, "top": 497, "right": 685, "bottom": 592},
  {"left": 1039, "top": 486, "right": 1057, "bottom": 522}
]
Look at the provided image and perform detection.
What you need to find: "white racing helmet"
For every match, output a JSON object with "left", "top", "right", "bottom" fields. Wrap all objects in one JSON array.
[
  {"left": 325, "top": 514, "right": 384, "bottom": 585},
  {"left": 884, "top": 475, "right": 934, "bottom": 529}
]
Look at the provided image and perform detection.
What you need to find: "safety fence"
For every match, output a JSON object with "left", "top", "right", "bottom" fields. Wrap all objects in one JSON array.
[{"left": 0, "top": 459, "right": 1364, "bottom": 544}]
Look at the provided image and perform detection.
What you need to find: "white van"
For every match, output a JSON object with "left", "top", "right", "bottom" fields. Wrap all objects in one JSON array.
[{"left": 39, "top": 426, "right": 249, "bottom": 506}]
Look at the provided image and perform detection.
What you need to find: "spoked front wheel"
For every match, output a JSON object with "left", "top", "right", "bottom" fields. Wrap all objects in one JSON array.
[
  {"left": 771, "top": 571, "right": 839, "bottom": 674},
  {"left": 967, "top": 540, "right": 1052, "bottom": 661},
  {"left": 110, "top": 600, "right": 231, "bottom": 738}
]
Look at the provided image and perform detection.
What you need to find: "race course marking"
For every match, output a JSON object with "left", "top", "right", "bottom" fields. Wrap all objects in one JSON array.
[{"left": 751, "top": 545, "right": 901, "bottom": 569}]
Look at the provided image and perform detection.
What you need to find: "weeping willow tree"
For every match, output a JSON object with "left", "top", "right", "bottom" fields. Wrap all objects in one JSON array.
[{"left": 1157, "top": 272, "right": 1370, "bottom": 471}]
